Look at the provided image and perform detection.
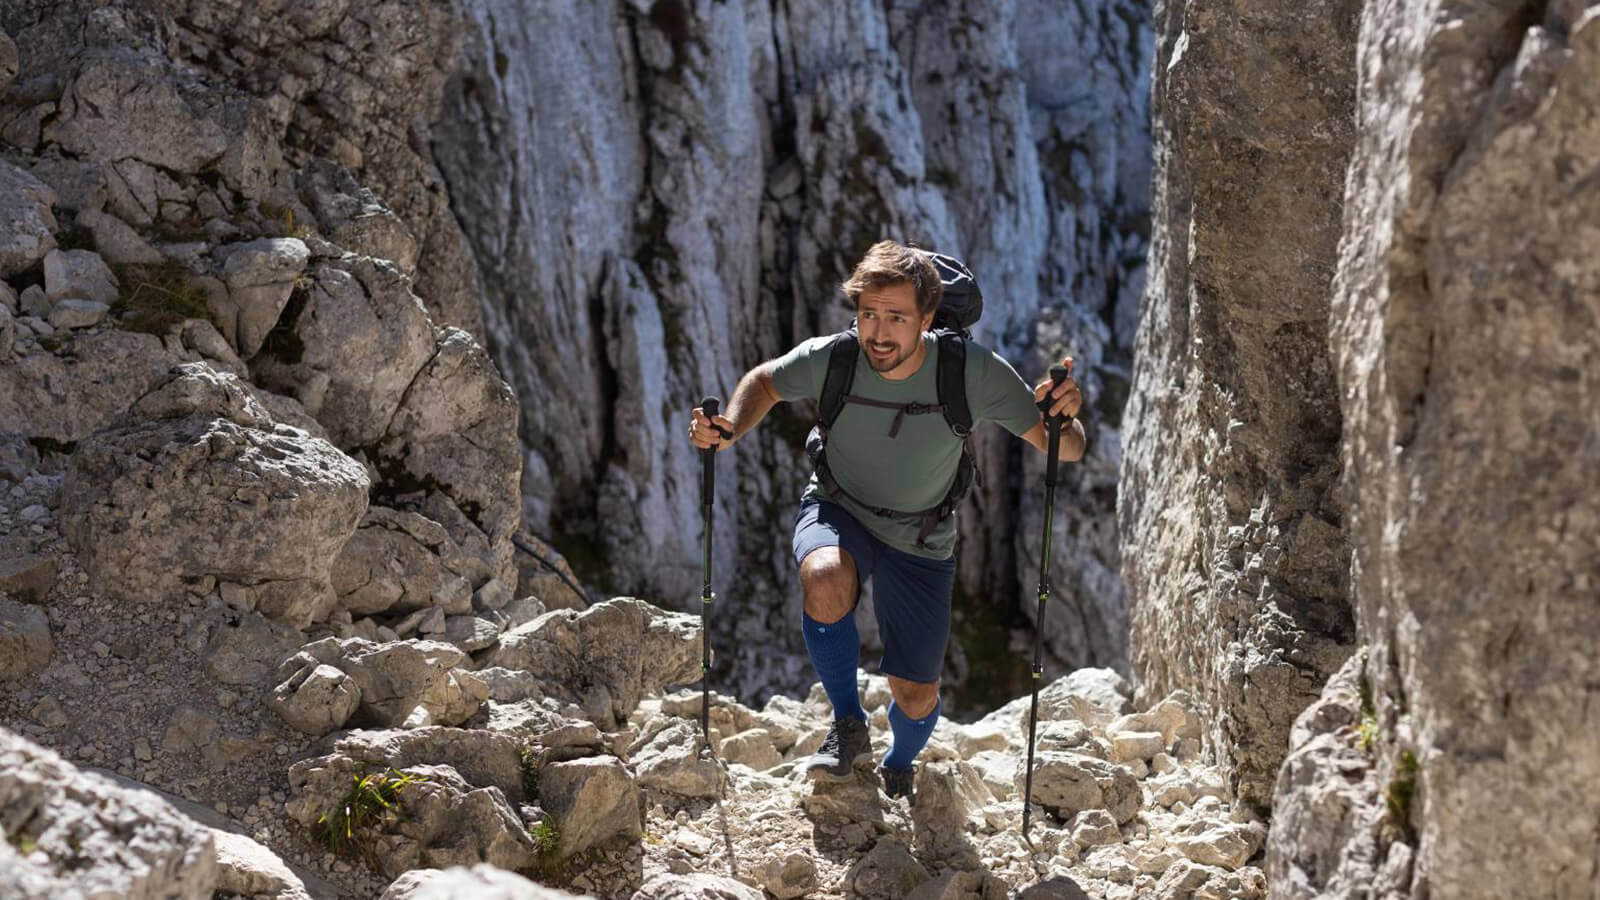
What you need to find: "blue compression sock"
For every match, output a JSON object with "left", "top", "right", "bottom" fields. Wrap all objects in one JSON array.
[
  {"left": 802, "top": 612, "right": 866, "bottom": 722},
  {"left": 883, "top": 696, "right": 942, "bottom": 770}
]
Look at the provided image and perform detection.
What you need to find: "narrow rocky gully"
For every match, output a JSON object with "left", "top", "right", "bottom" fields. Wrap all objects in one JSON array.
[{"left": 5, "top": 0, "right": 1600, "bottom": 899}]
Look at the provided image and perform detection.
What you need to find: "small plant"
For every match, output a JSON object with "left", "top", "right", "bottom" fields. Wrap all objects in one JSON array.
[
  {"left": 519, "top": 744, "right": 541, "bottom": 801},
  {"left": 1384, "top": 750, "right": 1420, "bottom": 841},
  {"left": 528, "top": 817, "right": 560, "bottom": 856},
  {"left": 7, "top": 830, "right": 37, "bottom": 854},
  {"left": 1355, "top": 709, "right": 1379, "bottom": 753},
  {"left": 313, "top": 768, "right": 428, "bottom": 858},
  {"left": 111, "top": 262, "right": 212, "bottom": 335}
]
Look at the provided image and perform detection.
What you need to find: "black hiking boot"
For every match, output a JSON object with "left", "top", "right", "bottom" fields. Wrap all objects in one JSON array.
[
  {"left": 804, "top": 716, "right": 871, "bottom": 782},
  {"left": 879, "top": 764, "right": 914, "bottom": 801}
]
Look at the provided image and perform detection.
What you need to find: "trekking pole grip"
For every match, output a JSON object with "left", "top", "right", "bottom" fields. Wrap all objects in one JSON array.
[
  {"left": 1043, "top": 366, "right": 1067, "bottom": 486},
  {"left": 700, "top": 397, "right": 720, "bottom": 505}
]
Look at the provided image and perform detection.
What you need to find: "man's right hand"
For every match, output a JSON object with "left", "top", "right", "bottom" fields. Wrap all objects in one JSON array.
[{"left": 689, "top": 406, "right": 735, "bottom": 451}]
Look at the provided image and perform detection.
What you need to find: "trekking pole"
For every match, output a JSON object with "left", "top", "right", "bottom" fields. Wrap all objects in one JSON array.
[
  {"left": 1022, "top": 365, "right": 1069, "bottom": 845},
  {"left": 698, "top": 396, "right": 730, "bottom": 756}
]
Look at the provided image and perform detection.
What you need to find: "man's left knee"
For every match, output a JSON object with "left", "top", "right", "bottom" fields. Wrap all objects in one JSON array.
[{"left": 887, "top": 675, "right": 940, "bottom": 719}]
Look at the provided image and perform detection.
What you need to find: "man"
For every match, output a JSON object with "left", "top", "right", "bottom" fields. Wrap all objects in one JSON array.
[{"left": 687, "top": 240, "right": 1085, "bottom": 801}]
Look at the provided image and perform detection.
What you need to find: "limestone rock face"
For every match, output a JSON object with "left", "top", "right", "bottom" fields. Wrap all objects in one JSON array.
[
  {"left": 1267, "top": 2, "right": 1600, "bottom": 898},
  {"left": 1266, "top": 653, "right": 1392, "bottom": 898},
  {"left": 1119, "top": 0, "right": 1361, "bottom": 811},
  {"left": 436, "top": 0, "right": 1152, "bottom": 705},
  {"left": 59, "top": 364, "right": 368, "bottom": 625},
  {"left": 0, "top": 727, "right": 218, "bottom": 899}
]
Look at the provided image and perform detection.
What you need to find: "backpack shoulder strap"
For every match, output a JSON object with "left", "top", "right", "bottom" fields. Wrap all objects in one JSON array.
[
  {"left": 819, "top": 329, "right": 859, "bottom": 429},
  {"left": 934, "top": 330, "right": 971, "bottom": 437}
]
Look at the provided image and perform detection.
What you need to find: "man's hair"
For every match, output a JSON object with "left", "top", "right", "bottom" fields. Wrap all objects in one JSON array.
[{"left": 841, "top": 240, "right": 943, "bottom": 316}]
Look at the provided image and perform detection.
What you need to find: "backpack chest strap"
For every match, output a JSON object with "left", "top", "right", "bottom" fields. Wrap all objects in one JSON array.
[{"left": 838, "top": 394, "right": 945, "bottom": 438}]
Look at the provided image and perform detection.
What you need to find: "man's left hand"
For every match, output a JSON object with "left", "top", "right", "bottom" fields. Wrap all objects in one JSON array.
[{"left": 1033, "top": 356, "right": 1082, "bottom": 420}]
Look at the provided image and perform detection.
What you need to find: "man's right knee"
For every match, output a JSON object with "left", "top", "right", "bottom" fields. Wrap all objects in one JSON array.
[{"left": 800, "top": 548, "right": 858, "bottom": 624}]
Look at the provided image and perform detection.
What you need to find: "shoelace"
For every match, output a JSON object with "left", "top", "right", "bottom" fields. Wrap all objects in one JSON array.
[{"left": 817, "top": 725, "right": 842, "bottom": 757}]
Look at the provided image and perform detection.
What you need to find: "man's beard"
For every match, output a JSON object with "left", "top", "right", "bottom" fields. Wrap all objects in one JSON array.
[{"left": 864, "top": 340, "right": 914, "bottom": 373}]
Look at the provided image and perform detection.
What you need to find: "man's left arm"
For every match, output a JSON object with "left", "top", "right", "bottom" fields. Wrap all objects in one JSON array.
[
  {"left": 1021, "top": 356, "right": 1086, "bottom": 462},
  {"left": 974, "top": 349, "right": 1086, "bottom": 462}
]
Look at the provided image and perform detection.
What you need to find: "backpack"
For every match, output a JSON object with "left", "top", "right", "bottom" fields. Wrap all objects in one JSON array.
[{"left": 804, "top": 250, "right": 985, "bottom": 549}]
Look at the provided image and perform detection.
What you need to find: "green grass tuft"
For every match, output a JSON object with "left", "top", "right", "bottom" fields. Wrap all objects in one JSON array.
[
  {"left": 313, "top": 768, "right": 428, "bottom": 858},
  {"left": 1384, "top": 749, "right": 1419, "bottom": 841},
  {"left": 529, "top": 817, "right": 560, "bottom": 856}
]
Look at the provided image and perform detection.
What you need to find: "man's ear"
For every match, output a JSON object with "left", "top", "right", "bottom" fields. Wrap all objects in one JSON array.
[{"left": 920, "top": 309, "right": 936, "bottom": 331}]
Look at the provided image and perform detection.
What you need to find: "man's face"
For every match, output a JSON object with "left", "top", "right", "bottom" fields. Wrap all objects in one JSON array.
[{"left": 856, "top": 281, "right": 935, "bottom": 374}]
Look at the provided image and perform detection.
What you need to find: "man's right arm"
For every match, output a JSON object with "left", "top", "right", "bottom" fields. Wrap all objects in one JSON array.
[
  {"left": 689, "top": 360, "right": 783, "bottom": 452},
  {"left": 689, "top": 336, "right": 826, "bottom": 452}
]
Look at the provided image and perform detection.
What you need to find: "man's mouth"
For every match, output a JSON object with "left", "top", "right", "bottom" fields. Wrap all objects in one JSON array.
[{"left": 868, "top": 342, "right": 895, "bottom": 357}]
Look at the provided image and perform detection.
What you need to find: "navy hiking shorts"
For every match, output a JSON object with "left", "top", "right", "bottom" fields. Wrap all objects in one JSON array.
[{"left": 791, "top": 497, "right": 957, "bottom": 684}]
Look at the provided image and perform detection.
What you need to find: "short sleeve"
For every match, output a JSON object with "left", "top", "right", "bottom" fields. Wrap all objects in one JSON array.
[
  {"left": 770, "top": 336, "right": 834, "bottom": 402},
  {"left": 969, "top": 345, "right": 1042, "bottom": 437}
]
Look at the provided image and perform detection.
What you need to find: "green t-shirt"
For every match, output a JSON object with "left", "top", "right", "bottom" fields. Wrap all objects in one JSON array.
[{"left": 771, "top": 333, "right": 1041, "bottom": 559}]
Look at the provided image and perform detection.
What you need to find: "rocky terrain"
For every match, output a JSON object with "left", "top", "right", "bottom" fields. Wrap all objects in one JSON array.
[
  {"left": 5, "top": 0, "right": 1600, "bottom": 898},
  {"left": 2, "top": 409, "right": 1266, "bottom": 898}
]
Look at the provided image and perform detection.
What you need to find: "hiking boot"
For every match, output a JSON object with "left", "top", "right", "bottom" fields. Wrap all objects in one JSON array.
[
  {"left": 879, "top": 764, "right": 914, "bottom": 801},
  {"left": 804, "top": 716, "right": 871, "bottom": 782}
]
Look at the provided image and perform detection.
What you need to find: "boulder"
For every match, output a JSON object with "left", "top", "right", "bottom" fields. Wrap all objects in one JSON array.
[
  {"left": 845, "top": 841, "right": 930, "bottom": 899},
  {"left": 381, "top": 865, "right": 585, "bottom": 899},
  {"left": 718, "top": 728, "right": 782, "bottom": 771},
  {"left": 59, "top": 364, "right": 368, "bottom": 626},
  {"left": 76, "top": 208, "right": 164, "bottom": 265},
  {"left": 1019, "top": 751, "right": 1141, "bottom": 825},
  {"left": 482, "top": 597, "right": 700, "bottom": 728},
  {"left": 0, "top": 728, "right": 217, "bottom": 899},
  {"left": 46, "top": 299, "right": 109, "bottom": 330},
  {"left": 42, "top": 248, "right": 118, "bottom": 305},
  {"left": 0, "top": 329, "right": 185, "bottom": 443},
  {"left": 753, "top": 852, "right": 817, "bottom": 900},
  {"left": 630, "top": 873, "right": 766, "bottom": 900},
  {"left": 0, "top": 596, "right": 52, "bottom": 679},
  {"left": 320, "top": 728, "right": 525, "bottom": 804},
  {"left": 332, "top": 506, "right": 477, "bottom": 618},
  {"left": 250, "top": 256, "right": 436, "bottom": 448},
  {"left": 1169, "top": 821, "right": 1266, "bottom": 871},
  {"left": 298, "top": 160, "right": 420, "bottom": 275},
  {"left": 214, "top": 238, "right": 309, "bottom": 358},
  {"left": 0, "top": 549, "right": 56, "bottom": 603},
  {"left": 286, "top": 762, "right": 535, "bottom": 880},
  {"left": 0, "top": 161, "right": 58, "bottom": 277},
  {"left": 537, "top": 755, "right": 641, "bottom": 859},
  {"left": 266, "top": 663, "right": 360, "bottom": 736},
  {"left": 277, "top": 637, "right": 486, "bottom": 729},
  {"left": 212, "top": 830, "right": 313, "bottom": 900},
  {"left": 629, "top": 720, "right": 725, "bottom": 799},
  {"left": 371, "top": 326, "right": 522, "bottom": 548}
]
